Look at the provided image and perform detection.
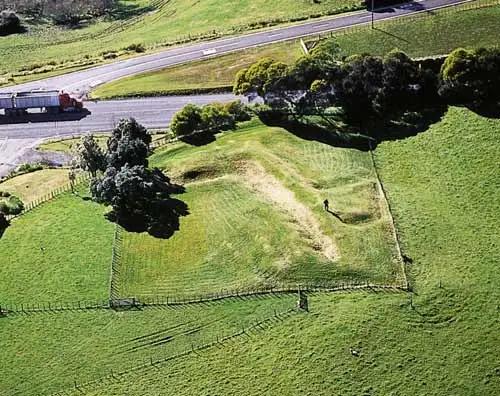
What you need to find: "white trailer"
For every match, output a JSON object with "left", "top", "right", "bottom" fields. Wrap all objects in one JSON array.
[{"left": 14, "top": 91, "right": 60, "bottom": 113}]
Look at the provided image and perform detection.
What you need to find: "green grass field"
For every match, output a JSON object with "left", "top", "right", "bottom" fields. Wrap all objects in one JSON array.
[
  {"left": 56, "top": 106, "right": 500, "bottom": 395},
  {"left": 1, "top": 0, "right": 360, "bottom": 82},
  {"left": 0, "top": 190, "right": 114, "bottom": 304},
  {"left": 0, "top": 295, "right": 297, "bottom": 395},
  {"left": 116, "top": 120, "right": 402, "bottom": 299},
  {"left": 0, "top": 169, "right": 71, "bottom": 203},
  {"left": 1, "top": 106, "right": 498, "bottom": 395},
  {"left": 92, "top": 3, "right": 500, "bottom": 98},
  {"left": 91, "top": 40, "right": 303, "bottom": 98}
]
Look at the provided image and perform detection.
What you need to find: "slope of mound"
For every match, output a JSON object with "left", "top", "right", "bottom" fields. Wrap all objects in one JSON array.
[
  {"left": 116, "top": 121, "right": 402, "bottom": 299},
  {"left": 64, "top": 107, "right": 500, "bottom": 395}
]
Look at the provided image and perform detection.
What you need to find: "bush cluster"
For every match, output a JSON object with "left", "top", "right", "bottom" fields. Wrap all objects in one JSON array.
[
  {"left": 171, "top": 100, "right": 251, "bottom": 137},
  {"left": 233, "top": 43, "right": 500, "bottom": 135},
  {"left": 0, "top": 9, "right": 22, "bottom": 35}
]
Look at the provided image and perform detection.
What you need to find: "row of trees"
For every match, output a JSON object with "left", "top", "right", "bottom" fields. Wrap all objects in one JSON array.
[
  {"left": 233, "top": 42, "right": 500, "bottom": 135},
  {"left": 73, "top": 119, "right": 188, "bottom": 238},
  {"left": 170, "top": 100, "right": 250, "bottom": 137}
]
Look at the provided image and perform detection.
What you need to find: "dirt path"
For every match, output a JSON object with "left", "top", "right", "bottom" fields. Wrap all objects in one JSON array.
[{"left": 239, "top": 161, "right": 339, "bottom": 260}]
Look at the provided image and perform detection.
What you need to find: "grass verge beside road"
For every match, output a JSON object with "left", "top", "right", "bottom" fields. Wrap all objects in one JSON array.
[
  {"left": 91, "top": 40, "right": 303, "bottom": 99},
  {"left": 1, "top": 0, "right": 360, "bottom": 83},
  {"left": 92, "top": 4, "right": 500, "bottom": 98}
]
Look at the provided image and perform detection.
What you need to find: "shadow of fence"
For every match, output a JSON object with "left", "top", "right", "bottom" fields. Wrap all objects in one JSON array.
[{"left": 50, "top": 307, "right": 298, "bottom": 396}]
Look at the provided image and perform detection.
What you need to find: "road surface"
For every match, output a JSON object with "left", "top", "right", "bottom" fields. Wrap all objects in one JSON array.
[
  {"left": 0, "top": 0, "right": 477, "bottom": 176},
  {"left": 0, "top": 0, "right": 473, "bottom": 94}
]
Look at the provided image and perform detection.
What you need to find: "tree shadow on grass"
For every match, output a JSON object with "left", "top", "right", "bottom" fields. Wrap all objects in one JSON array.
[
  {"left": 260, "top": 116, "right": 372, "bottom": 151},
  {"left": 106, "top": 172, "right": 190, "bottom": 239},
  {"left": 107, "top": 2, "right": 156, "bottom": 21},
  {"left": 0, "top": 220, "right": 8, "bottom": 239},
  {"left": 366, "top": 105, "right": 448, "bottom": 147},
  {"left": 114, "top": 197, "right": 190, "bottom": 239},
  {"left": 466, "top": 103, "right": 500, "bottom": 119},
  {"left": 259, "top": 105, "right": 447, "bottom": 151},
  {"left": 179, "top": 130, "right": 216, "bottom": 146}
]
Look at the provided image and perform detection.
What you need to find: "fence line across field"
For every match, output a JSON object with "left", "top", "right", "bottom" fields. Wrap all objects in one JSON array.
[
  {"left": 49, "top": 307, "right": 298, "bottom": 396},
  {"left": 1, "top": 281, "right": 407, "bottom": 315}
]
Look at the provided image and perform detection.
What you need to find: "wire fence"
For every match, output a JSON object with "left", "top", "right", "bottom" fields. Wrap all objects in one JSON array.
[
  {"left": 109, "top": 224, "right": 124, "bottom": 301},
  {"left": 49, "top": 307, "right": 299, "bottom": 396},
  {"left": 368, "top": 142, "right": 411, "bottom": 292},
  {"left": 1, "top": 281, "right": 406, "bottom": 316},
  {"left": 4, "top": 174, "right": 90, "bottom": 222}
]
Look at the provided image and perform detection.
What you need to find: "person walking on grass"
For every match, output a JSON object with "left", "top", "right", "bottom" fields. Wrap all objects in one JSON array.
[{"left": 323, "top": 199, "right": 329, "bottom": 211}]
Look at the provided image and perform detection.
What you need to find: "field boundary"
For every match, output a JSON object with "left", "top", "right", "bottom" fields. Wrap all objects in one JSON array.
[
  {"left": 369, "top": 142, "right": 409, "bottom": 291},
  {"left": 1, "top": 282, "right": 406, "bottom": 315},
  {"left": 49, "top": 307, "right": 299, "bottom": 396},
  {"left": 4, "top": 174, "right": 90, "bottom": 222},
  {"left": 109, "top": 224, "right": 124, "bottom": 301}
]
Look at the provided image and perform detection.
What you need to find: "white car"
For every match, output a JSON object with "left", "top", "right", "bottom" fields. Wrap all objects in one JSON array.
[{"left": 202, "top": 48, "right": 217, "bottom": 56}]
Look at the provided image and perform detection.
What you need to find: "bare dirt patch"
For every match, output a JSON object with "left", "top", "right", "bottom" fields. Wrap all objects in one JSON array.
[{"left": 238, "top": 160, "right": 339, "bottom": 261}]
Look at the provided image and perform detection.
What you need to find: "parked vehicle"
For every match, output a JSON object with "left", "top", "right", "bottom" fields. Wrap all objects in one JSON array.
[{"left": 0, "top": 90, "right": 83, "bottom": 116}]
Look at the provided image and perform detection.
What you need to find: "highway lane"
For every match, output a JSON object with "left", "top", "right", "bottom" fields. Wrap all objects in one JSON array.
[
  {"left": 0, "top": 94, "right": 241, "bottom": 139},
  {"left": 0, "top": 0, "right": 474, "bottom": 94},
  {"left": 0, "top": 94, "right": 241, "bottom": 176},
  {"left": 0, "top": 0, "right": 477, "bottom": 176}
]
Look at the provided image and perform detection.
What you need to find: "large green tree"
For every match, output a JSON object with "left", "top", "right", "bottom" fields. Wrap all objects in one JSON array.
[
  {"left": 72, "top": 133, "right": 106, "bottom": 177},
  {"left": 106, "top": 118, "right": 151, "bottom": 169},
  {"left": 439, "top": 47, "right": 500, "bottom": 109}
]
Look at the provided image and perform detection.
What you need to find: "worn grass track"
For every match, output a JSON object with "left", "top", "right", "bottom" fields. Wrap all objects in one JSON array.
[{"left": 116, "top": 120, "right": 401, "bottom": 299}]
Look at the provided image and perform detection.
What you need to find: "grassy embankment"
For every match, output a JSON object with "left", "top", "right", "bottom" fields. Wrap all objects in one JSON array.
[
  {"left": 92, "top": 3, "right": 500, "bottom": 98},
  {"left": 0, "top": 169, "right": 71, "bottom": 202},
  {"left": 1, "top": 0, "right": 361, "bottom": 84},
  {"left": 115, "top": 120, "right": 401, "bottom": 298},
  {"left": 59, "top": 106, "right": 500, "bottom": 395},
  {"left": 0, "top": 295, "right": 298, "bottom": 395}
]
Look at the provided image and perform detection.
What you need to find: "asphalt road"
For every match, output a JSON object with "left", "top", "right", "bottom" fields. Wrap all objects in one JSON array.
[
  {"left": 0, "top": 0, "right": 476, "bottom": 176},
  {"left": 0, "top": 0, "right": 473, "bottom": 94}
]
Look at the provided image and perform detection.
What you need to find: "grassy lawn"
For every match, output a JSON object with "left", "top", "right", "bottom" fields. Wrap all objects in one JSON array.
[
  {"left": 1, "top": 0, "right": 360, "bottom": 81},
  {"left": 0, "top": 294, "right": 297, "bottom": 395},
  {"left": 62, "top": 106, "right": 500, "bottom": 395},
  {"left": 0, "top": 190, "right": 114, "bottom": 304},
  {"left": 38, "top": 133, "right": 169, "bottom": 153},
  {"left": 91, "top": 40, "right": 303, "bottom": 98},
  {"left": 0, "top": 169, "right": 72, "bottom": 203},
  {"left": 92, "top": 4, "right": 500, "bottom": 98},
  {"left": 116, "top": 120, "right": 402, "bottom": 299},
  {"left": 332, "top": 3, "right": 500, "bottom": 57}
]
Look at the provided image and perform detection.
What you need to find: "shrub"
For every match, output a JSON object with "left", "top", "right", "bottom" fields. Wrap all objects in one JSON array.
[
  {"left": 0, "top": 10, "right": 22, "bottom": 36},
  {"left": 123, "top": 43, "right": 146, "bottom": 53},
  {"left": 0, "top": 194, "right": 24, "bottom": 216}
]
